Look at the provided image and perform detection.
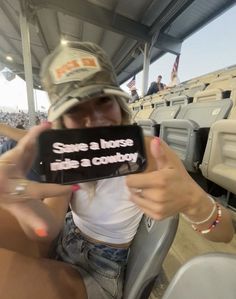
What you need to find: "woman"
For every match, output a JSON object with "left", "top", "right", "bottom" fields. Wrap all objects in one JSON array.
[{"left": 0, "top": 41, "right": 234, "bottom": 299}]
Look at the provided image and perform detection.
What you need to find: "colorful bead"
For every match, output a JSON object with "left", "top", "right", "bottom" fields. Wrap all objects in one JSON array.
[{"left": 192, "top": 204, "right": 222, "bottom": 234}]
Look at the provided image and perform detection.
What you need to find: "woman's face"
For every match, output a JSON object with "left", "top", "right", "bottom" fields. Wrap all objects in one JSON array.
[{"left": 62, "top": 96, "right": 122, "bottom": 129}]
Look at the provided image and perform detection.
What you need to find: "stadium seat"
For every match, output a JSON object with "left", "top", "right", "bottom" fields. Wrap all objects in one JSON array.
[
  {"left": 205, "top": 74, "right": 236, "bottom": 91},
  {"left": 130, "top": 96, "right": 153, "bottom": 122},
  {"left": 137, "top": 101, "right": 180, "bottom": 136},
  {"left": 151, "top": 93, "right": 166, "bottom": 104},
  {"left": 164, "top": 87, "right": 183, "bottom": 101},
  {"left": 123, "top": 214, "right": 179, "bottom": 299},
  {"left": 137, "top": 106, "right": 180, "bottom": 136},
  {"left": 162, "top": 253, "right": 236, "bottom": 299},
  {"left": 180, "top": 78, "right": 199, "bottom": 87},
  {"left": 182, "top": 81, "right": 206, "bottom": 98},
  {"left": 168, "top": 95, "right": 190, "bottom": 106},
  {"left": 131, "top": 100, "right": 143, "bottom": 113},
  {"left": 200, "top": 119, "right": 236, "bottom": 194},
  {"left": 136, "top": 96, "right": 189, "bottom": 136},
  {"left": 133, "top": 103, "right": 153, "bottom": 122},
  {"left": 160, "top": 98, "right": 233, "bottom": 172},
  {"left": 193, "top": 88, "right": 223, "bottom": 102},
  {"left": 133, "top": 95, "right": 153, "bottom": 122},
  {"left": 131, "top": 100, "right": 143, "bottom": 110},
  {"left": 228, "top": 88, "right": 236, "bottom": 118},
  {"left": 218, "top": 66, "right": 236, "bottom": 78},
  {"left": 164, "top": 91, "right": 181, "bottom": 101},
  {"left": 128, "top": 97, "right": 144, "bottom": 111},
  {"left": 198, "top": 72, "right": 219, "bottom": 85},
  {"left": 154, "top": 88, "right": 171, "bottom": 99},
  {"left": 197, "top": 75, "right": 236, "bottom": 107}
]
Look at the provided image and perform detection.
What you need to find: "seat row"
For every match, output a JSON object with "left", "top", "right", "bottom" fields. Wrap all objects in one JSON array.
[
  {"left": 130, "top": 73, "right": 236, "bottom": 204},
  {"left": 129, "top": 73, "right": 236, "bottom": 121}
]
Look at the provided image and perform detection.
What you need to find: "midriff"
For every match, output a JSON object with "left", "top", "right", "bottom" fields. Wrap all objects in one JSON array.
[{"left": 74, "top": 227, "right": 132, "bottom": 249}]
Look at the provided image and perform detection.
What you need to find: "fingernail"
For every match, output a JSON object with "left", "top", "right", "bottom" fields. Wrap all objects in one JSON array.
[
  {"left": 35, "top": 228, "right": 48, "bottom": 237},
  {"left": 71, "top": 184, "right": 80, "bottom": 192},
  {"left": 153, "top": 137, "right": 161, "bottom": 146}
]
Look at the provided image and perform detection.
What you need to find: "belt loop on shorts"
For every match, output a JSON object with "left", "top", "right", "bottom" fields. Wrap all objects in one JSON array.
[
  {"left": 126, "top": 248, "right": 131, "bottom": 262},
  {"left": 81, "top": 241, "right": 86, "bottom": 253}
]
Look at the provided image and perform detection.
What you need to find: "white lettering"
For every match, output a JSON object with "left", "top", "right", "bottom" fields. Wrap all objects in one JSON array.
[
  {"left": 52, "top": 142, "right": 65, "bottom": 154},
  {"left": 89, "top": 142, "right": 100, "bottom": 150},
  {"left": 52, "top": 139, "right": 134, "bottom": 154},
  {"left": 91, "top": 152, "right": 138, "bottom": 165},
  {"left": 100, "top": 138, "right": 134, "bottom": 149},
  {"left": 52, "top": 142, "right": 88, "bottom": 154},
  {"left": 92, "top": 157, "right": 101, "bottom": 165},
  {"left": 81, "top": 159, "right": 91, "bottom": 167},
  {"left": 50, "top": 158, "right": 79, "bottom": 171}
]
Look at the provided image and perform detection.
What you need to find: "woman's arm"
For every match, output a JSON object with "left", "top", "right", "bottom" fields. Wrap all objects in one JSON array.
[
  {"left": 0, "top": 123, "right": 27, "bottom": 141},
  {"left": 2, "top": 194, "right": 71, "bottom": 242},
  {"left": 127, "top": 136, "right": 234, "bottom": 243},
  {"left": 0, "top": 123, "right": 75, "bottom": 241}
]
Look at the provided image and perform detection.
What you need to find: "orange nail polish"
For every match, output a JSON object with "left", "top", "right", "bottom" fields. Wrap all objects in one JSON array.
[
  {"left": 35, "top": 228, "right": 48, "bottom": 237},
  {"left": 71, "top": 185, "right": 80, "bottom": 192},
  {"left": 154, "top": 136, "right": 161, "bottom": 146}
]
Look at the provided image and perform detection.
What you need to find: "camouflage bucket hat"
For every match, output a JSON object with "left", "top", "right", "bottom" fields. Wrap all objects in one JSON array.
[{"left": 40, "top": 41, "right": 131, "bottom": 122}]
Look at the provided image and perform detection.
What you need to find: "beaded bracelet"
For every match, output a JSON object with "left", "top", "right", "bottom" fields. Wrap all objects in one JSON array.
[
  {"left": 182, "top": 196, "right": 216, "bottom": 225},
  {"left": 192, "top": 204, "right": 222, "bottom": 234}
]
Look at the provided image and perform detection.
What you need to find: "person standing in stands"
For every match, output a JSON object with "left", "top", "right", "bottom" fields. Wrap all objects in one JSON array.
[{"left": 146, "top": 75, "right": 165, "bottom": 95}]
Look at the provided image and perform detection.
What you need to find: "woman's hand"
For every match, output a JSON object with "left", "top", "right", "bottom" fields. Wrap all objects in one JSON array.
[
  {"left": 126, "top": 137, "right": 234, "bottom": 242},
  {"left": 0, "top": 122, "right": 73, "bottom": 239},
  {"left": 0, "top": 122, "right": 72, "bottom": 202},
  {"left": 126, "top": 137, "right": 210, "bottom": 220}
]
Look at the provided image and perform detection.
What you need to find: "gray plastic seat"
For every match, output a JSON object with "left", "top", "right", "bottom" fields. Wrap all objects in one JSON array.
[
  {"left": 200, "top": 119, "right": 236, "bottom": 194},
  {"left": 123, "top": 214, "right": 179, "bottom": 299},
  {"left": 182, "top": 82, "right": 206, "bottom": 97},
  {"left": 160, "top": 98, "right": 233, "bottom": 172},
  {"left": 137, "top": 105, "right": 180, "bottom": 136},
  {"left": 162, "top": 253, "right": 236, "bottom": 299},
  {"left": 168, "top": 95, "right": 191, "bottom": 106},
  {"left": 137, "top": 98, "right": 184, "bottom": 136},
  {"left": 136, "top": 100, "right": 166, "bottom": 136}
]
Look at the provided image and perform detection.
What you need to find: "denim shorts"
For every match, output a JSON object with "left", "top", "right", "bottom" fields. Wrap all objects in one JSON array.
[{"left": 53, "top": 212, "right": 129, "bottom": 299}]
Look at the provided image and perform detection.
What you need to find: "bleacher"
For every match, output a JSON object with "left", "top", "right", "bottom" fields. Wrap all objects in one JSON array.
[
  {"left": 0, "top": 110, "right": 47, "bottom": 145},
  {"left": 129, "top": 64, "right": 236, "bottom": 210}
]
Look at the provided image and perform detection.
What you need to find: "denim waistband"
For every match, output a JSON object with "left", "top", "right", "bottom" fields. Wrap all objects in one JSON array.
[{"left": 65, "top": 212, "right": 130, "bottom": 264}]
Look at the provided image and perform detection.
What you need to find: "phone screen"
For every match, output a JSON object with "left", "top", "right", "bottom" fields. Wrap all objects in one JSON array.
[{"left": 38, "top": 125, "right": 147, "bottom": 184}]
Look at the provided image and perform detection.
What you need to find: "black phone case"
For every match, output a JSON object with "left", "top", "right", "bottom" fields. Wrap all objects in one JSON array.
[{"left": 38, "top": 125, "right": 147, "bottom": 184}]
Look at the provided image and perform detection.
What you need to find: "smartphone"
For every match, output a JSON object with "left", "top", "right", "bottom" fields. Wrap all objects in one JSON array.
[{"left": 38, "top": 125, "right": 147, "bottom": 184}]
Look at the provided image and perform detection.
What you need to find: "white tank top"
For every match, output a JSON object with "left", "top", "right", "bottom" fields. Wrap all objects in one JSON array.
[{"left": 71, "top": 177, "right": 143, "bottom": 244}]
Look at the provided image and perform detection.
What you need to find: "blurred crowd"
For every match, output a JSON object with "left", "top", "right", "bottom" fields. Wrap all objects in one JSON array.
[{"left": 0, "top": 110, "right": 47, "bottom": 145}]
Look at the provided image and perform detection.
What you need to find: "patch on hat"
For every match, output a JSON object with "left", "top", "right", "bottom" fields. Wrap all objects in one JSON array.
[{"left": 49, "top": 47, "right": 101, "bottom": 84}]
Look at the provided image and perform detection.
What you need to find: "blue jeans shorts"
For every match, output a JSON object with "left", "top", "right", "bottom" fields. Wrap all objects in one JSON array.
[{"left": 53, "top": 212, "right": 130, "bottom": 299}]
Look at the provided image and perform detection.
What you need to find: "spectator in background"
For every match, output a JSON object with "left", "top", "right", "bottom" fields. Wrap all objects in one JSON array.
[
  {"left": 146, "top": 75, "right": 165, "bottom": 95},
  {"left": 0, "top": 110, "right": 47, "bottom": 146},
  {"left": 129, "top": 86, "right": 139, "bottom": 103}
]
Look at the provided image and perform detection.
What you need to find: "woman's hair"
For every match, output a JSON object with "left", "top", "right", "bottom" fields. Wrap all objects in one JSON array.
[{"left": 51, "top": 95, "right": 132, "bottom": 129}]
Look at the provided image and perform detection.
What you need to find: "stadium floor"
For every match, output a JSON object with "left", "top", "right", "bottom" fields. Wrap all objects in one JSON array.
[{"left": 149, "top": 212, "right": 236, "bottom": 298}]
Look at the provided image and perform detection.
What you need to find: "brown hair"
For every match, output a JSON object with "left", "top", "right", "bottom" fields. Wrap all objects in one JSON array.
[{"left": 50, "top": 95, "right": 132, "bottom": 129}]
